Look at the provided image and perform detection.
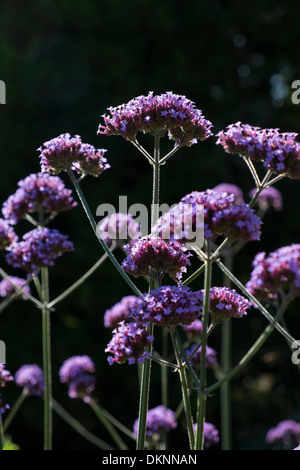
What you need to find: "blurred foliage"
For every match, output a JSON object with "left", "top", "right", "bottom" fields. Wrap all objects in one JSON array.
[{"left": 0, "top": 0, "right": 300, "bottom": 450}]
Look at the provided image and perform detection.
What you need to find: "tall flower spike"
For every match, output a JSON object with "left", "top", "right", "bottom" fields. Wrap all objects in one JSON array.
[
  {"left": 38, "top": 133, "right": 109, "bottom": 177},
  {"left": 130, "top": 285, "right": 202, "bottom": 327},
  {"left": 2, "top": 172, "right": 77, "bottom": 225},
  {"left": 121, "top": 236, "right": 192, "bottom": 283},
  {"left": 98, "top": 91, "right": 213, "bottom": 147},
  {"left": 6, "top": 227, "right": 74, "bottom": 274},
  {"left": 216, "top": 122, "right": 300, "bottom": 179}
]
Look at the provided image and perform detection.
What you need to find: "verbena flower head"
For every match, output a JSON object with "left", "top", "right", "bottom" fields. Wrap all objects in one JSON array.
[
  {"left": 98, "top": 91, "right": 213, "bottom": 147},
  {"left": 59, "top": 355, "right": 95, "bottom": 383},
  {"left": 105, "top": 321, "right": 154, "bottom": 365},
  {"left": 182, "top": 319, "right": 203, "bottom": 339},
  {"left": 0, "top": 363, "right": 14, "bottom": 387},
  {"left": 6, "top": 227, "right": 74, "bottom": 274},
  {"left": 249, "top": 186, "right": 283, "bottom": 212},
  {"left": 193, "top": 422, "right": 220, "bottom": 448},
  {"left": 121, "top": 236, "right": 191, "bottom": 283},
  {"left": 97, "top": 212, "right": 142, "bottom": 248},
  {"left": 130, "top": 285, "right": 202, "bottom": 327},
  {"left": 246, "top": 244, "right": 300, "bottom": 302},
  {"left": 38, "top": 133, "right": 109, "bottom": 177},
  {"left": 104, "top": 295, "right": 140, "bottom": 329},
  {"left": 0, "top": 219, "right": 18, "bottom": 249},
  {"left": 0, "top": 276, "right": 31, "bottom": 300},
  {"left": 67, "top": 374, "right": 96, "bottom": 403},
  {"left": 153, "top": 189, "right": 261, "bottom": 244},
  {"left": 185, "top": 344, "right": 218, "bottom": 370},
  {"left": 133, "top": 405, "right": 177, "bottom": 438},
  {"left": 216, "top": 122, "right": 300, "bottom": 179},
  {"left": 266, "top": 420, "right": 300, "bottom": 448},
  {"left": 2, "top": 173, "right": 77, "bottom": 225},
  {"left": 199, "top": 286, "right": 251, "bottom": 324},
  {"left": 213, "top": 183, "right": 244, "bottom": 205},
  {"left": 15, "top": 364, "right": 44, "bottom": 396}
]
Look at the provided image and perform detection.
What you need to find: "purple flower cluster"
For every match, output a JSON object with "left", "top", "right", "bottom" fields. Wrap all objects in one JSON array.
[
  {"left": 38, "top": 133, "right": 109, "bottom": 177},
  {"left": 199, "top": 286, "right": 251, "bottom": 324},
  {"left": 185, "top": 344, "right": 218, "bottom": 370},
  {"left": 98, "top": 91, "right": 213, "bottom": 147},
  {"left": 216, "top": 122, "right": 300, "bottom": 179},
  {"left": 246, "top": 244, "right": 300, "bottom": 302},
  {"left": 15, "top": 364, "right": 44, "bottom": 396},
  {"left": 59, "top": 355, "right": 96, "bottom": 402},
  {"left": 121, "top": 236, "right": 191, "bottom": 282},
  {"left": 104, "top": 295, "right": 140, "bottom": 329},
  {"left": 105, "top": 321, "right": 154, "bottom": 365},
  {"left": 266, "top": 420, "right": 300, "bottom": 448},
  {"left": 0, "top": 219, "right": 17, "bottom": 250},
  {"left": 152, "top": 189, "right": 261, "bottom": 244},
  {"left": 6, "top": 227, "right": 74, "bottom": 273},
  {"left": 97, "top": 212, "right": 142, "bottom": 248},
  {"left": 193, "top": 422, "right": 220, "bottom": 448},
  {"left": 249, "top": 186, "right": 283, "bottom": 212},
  {"left": 130, "top": 285, "right": 202, "bottom": 328},
  {"left": 0, "top": 276, "right": 31, "bottom": 300},
  {"left": 182, "top": 319, "right": 203, "bottom": 339},
  {"left": 213, "top": 183, "right": 244, "bottom": 205},
  {"left": 2, "top": 173, "right": 77, "bottom": 225},
  {"left": 0, "top": 363, "right": 14, "bottom": 387},
  {"left": 133, "top": 405, "right": 177, "bottom": 438}
]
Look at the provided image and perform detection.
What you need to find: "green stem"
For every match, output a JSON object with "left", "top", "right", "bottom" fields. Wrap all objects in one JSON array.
[
  {"left": 206, "top": 300, "right": 290, "bottom": 394},
  {"left": 52, "top": 399, "right": 114, "bottom": 450},
  {"left": 195, "top": 241, "right": 212, "bottom": 450},
  {"left": 0, "top": 268, "right": 43, "bottom": 310},
  {"left": 48, "top": 251, "right": 110, "bottom": 309},
  {"left": 3, "top": 389, "right": 28, "bottom": 433},
  {"left": 220, "top": 249, "right": 233, "bottom": 450},
  {"left": 88, "top": 398, "right": 128, "bottom": 450},
  {"left": 41, "top": 267, "right": 52, "bottom": 450},
  {"left": 67, "top": 169, "right": 141, "bottom": 297},
  {"left": 169, "top": 328, "right": 195, "bottom": 449}
]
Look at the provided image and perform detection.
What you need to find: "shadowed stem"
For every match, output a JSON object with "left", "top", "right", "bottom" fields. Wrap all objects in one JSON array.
[
  {"left": 206, "top": 300, "right": 290, "bottom": 395},
  {"left": 195, "top": 241, "right": 212, "bottom": 450},
  {"left": 3, "top": 389, "right": 28, "bottom": 433},
  {"left": 41, "top": 266, "right": 52, "bottom": 450}
]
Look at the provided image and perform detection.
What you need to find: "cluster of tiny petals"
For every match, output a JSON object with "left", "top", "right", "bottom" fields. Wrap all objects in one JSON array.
[
  {"left": 97, "top": 212, "right": 142, "bottom": 248},
  {"left": 266, "top": 420, "right": 300, "bottom": 448},
  {"left": 15, "top": 364, "right": 44, "bottom": 396},
  {"left": 130, "top": 285, "right": 202, "bottom": 327},
  {"left": 193, "top": 422, "right": 220, "bottom": 448},
  {"left": 133, "top": 405, "right": 177, "bottom": 438},
  {"left": 98, "top": 91, "right": 213, "bottom": 147},
  {"left": 246, "top": 244, "right": 300, "bottom": 302},
  {"left": 0, "top": 276, "right": 31, "bottom": 300},
  {"left": 0, "top": 363, "right": 14, "bottom": 387},
  {"left": 105, "top": 321, "right": 154, "bottom": 365},
  {"left": 2, "top": 173, "right": 77, "bottom": 225},
  {"left": 121, "top": 236, "right": 191, "bottom": 282},
  {"left": 249, "top": 186, "right": 283, "bottom": 212},
  {"left": 185, "top": 344, "right": 218, "bottom": 369},
  {"left": 38, "top": 133, "right": 109, "bottom": 177},
  {"left": 59, "top": 355, "right": 96, "bottom": 402},
  {"left": 6, "top": 227, "right": 74, "bottom": 274},
  {"left": 216, "top": 122, "right": 300, "bottom": 179},
  {"left": 104, "top": 295, "right": 140, "bottom": 329},
  {"left": 199, "top": 286, "right": 251, "bottom": 323},
  {"left": 182, "top": 319, "right": 203, "bottom": 338},
  {"left": 0, "top": 219, "right": 18, "bottom": 250},
  {"left": 67, "top": 374, "right": 96, "bottom": 402},
  {"left": 213, "top": 183, "right": 244, "bottom": 205}
]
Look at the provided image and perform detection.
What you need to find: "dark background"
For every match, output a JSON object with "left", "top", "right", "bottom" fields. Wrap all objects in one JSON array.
[{"left": 0, "top": 0, "right": 300, "bottom": 450}]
